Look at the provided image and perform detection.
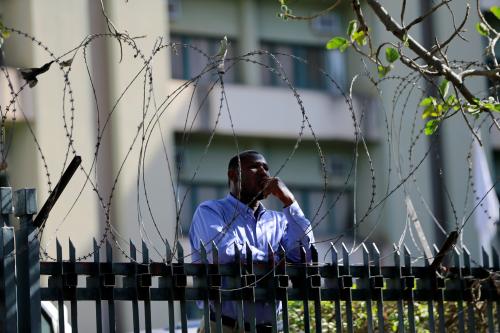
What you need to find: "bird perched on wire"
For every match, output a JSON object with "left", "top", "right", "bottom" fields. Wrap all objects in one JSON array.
[
  {"left": 18, "top": 60, "right": 54, "bottom": 88},
  {"left": 213, "top": 35, "right": 228, "bottom": 75}
]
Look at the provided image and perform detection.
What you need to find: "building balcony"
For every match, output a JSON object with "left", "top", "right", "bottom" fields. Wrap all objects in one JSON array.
[{"left": 169, "top": 80, "right": 379, "bottom": 142}]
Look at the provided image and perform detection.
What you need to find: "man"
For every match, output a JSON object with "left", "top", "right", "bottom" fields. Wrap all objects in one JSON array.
[{"left": 189, "top": 150, "right": 314, "bottom": 332}]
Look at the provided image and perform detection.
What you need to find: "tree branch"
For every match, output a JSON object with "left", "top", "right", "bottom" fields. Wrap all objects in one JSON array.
[
  {"left": 461, "top": 68, "right": 500, "bottom": 80},
  {"left": 428, "top": 6, "right": 469, "bottom": 57},
  {"left": 351, "top": 0, "right": 374, "bottom": 54},
  {"left": 404, "top": 0, "right": 451, "bottom": 31},
  {"left": 366, "top": 0, "right": 478, "bottom": 105},
  {"left": 282, "top": 0, "right": 341, "bottom": 20}
]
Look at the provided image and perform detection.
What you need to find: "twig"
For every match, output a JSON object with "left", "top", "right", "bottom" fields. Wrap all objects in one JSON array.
[
  {"left": 282, "top": 0, "right": 342, "bottom": 21},
  {"left": 366, "top": 0, "right": 478, "bottom": 106},
  {"left": 351, "top": 0, "right": 374, "bottom": 55},
  {"left": 400, "top": 0, "right": 407, "bottom": 27},
  {"left": 405, "top": 0, "right": 451, "bottom": 32},
  {"left": 461, "top": 67, "right": 500, "bottom": 80},
  {"left": 428, "top": 5, "right": 470, "bottom": 57},
  {"left": 476, "top": 0, "right": 499, "bottom": 67}
]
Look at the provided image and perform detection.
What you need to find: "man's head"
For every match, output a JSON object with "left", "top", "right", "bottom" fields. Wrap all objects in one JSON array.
[{"left": 228, "top": 150, "right": 270, "bottom": 204}]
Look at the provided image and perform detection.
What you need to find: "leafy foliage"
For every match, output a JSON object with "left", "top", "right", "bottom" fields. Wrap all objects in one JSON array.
[
  {"left": 277, "top": 0, "right": 500, "bottom": 136},
  {"left": 288, "top": 300, "right": 490, "bottom": 332},
  {"left": 0, "top": 21, "right": 10, "bottom": 49}
]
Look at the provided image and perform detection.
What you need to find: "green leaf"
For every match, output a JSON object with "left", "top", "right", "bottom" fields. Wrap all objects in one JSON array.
[
  {"left": 339, "top": 42, "right": 350, "bottom": 52},
  {"left": 484, "top": 103, "right": 495, "bottom": 110},
  {"left": 490, "top": 6, "right": 500, "bottom": 20},
  {"left": 385, "top": 47, "right": 399, "bottom": 63},
  {"left": 475, "top": 22, "right": 489, "bottom": 36},
  {"left": 438, "top": 80, "right": 449, "bottom": 98},
  {"left": 377, "top": 65, "right": 392, "bottom": 78},
  {"left": 402, "top": 33, "right": 409, "bottom": 47},
  {"left": 1, "top": 30, "right": 9, "bottom": 39},
  {"left": 347, "top": 20, "right": 358, "bottom": 38},
  {"left": 422, "top": 105, "right": 434, "bottom": 119},
  {"left": 419, "top": 97, "right": 435, "bottom": 107},
  {"left": 425, "top": 119, "right": 439, "bottom": 135},
  {"left": 352, "top": 30, "right": 367, "bottom": 46},
  {"left": 326, "top": 37, "right": 348, "bottom": 50},
  {"left": 446, "top": 94, "right": 457, "bottom": 105}
]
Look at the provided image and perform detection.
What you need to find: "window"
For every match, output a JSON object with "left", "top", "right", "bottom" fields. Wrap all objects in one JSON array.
[
  {"left": 170, "top": 35, "right": 238, "bottom": 83},
  {"left": 260, "top": 42, "right": 346, "bottom": 93},
  {"left": 168, "top": 0, "right": 182, "bottom": 21}
]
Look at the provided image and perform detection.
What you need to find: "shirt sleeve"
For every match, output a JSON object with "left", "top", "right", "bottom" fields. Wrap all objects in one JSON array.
[
  {"left": 281, "top": 201, "right": 315, "bottom": 262},
  {"left": 189, "top": 203, "right": 266, "bottom": 264}
]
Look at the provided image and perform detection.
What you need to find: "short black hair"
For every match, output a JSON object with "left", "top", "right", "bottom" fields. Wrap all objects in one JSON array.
[{"left": 228, "top": 150, "right": 262, "bottom": 171}]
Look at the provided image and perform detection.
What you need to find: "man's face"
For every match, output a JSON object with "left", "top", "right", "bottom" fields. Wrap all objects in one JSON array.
[{"left": 231, "top": 153, "right": 270, "bottom": 202}]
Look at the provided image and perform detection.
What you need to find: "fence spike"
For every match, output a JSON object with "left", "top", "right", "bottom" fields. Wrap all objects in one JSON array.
[
  {"left": 176, "top": 242, "right": 184, "bottom": 263},
  {"left": 210, "top": 241, "right": 218, "bottom": 264},
  {"left": 142, "top": 241, "right": 149, "bottom": 264},
  {"left": 93, "top": 238, "right": 99, "bottom": 261},
  {"left": 200, "top": 241, "right": 207, "bottom": 263},
  {"left": 267, "top": 242, "right": 274, "bottom": 264},
  {"left": 165, "top": 240, "right": 172, "bottom": 264},
  {"left": 300, "top": 243, "right": 307, "bottom": 264},
  {"left": 393, "top": 243, "right": 401, "bottom": 267},
  {"left": 481, "top": 246, "right": 490, "bottom": 268},
  {"left": 311, "top": 243, "right": 318, "bottom": 263},
  {"left": 56, "top": 239, "right": 62, "bottom": 261},
  {"left": 130, "top": 240, "right": 136, "bottom": 261},
  {"left": 234, "top": 242, "right": 240, "bottom": 262},
  {"left": 106, "top": 240, "right": 112, "bottom": 262},
  {"left": 362, "top": 243, "right": 369, "bottom": 264},
  {"left": 463, "top": 246, "right": 471, "bottom": 269},
  {"left": 403, "top": 245, "right": 411, "bottom": 269},
  {"left": 452, "top": 247, "right": 461, "bottom": 267},
  {"left": 371, "top": 243, "right": 381, "bottom": 276},
  {"left": 69, "top": 238, "right": 75, "bottom": 261},
  {"left": 246, "top": 242, "right": 253, "bottom": 271},
  {"left": 330, "top": 242, "right": 338, "bottom": 265},
  {"left": 342, "top": 243, "right": 350, "bottom": 269},
  {"left": 278, "top": 244, "right": 286, "bottom": 261}
]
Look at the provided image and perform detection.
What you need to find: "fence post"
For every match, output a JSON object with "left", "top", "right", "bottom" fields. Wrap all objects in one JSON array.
[
  {"left": 0, "top": 187, "right": 17, "bottom": 333},
  {"left": 14, "top": 188, "right": 40, "bottom": 333}
]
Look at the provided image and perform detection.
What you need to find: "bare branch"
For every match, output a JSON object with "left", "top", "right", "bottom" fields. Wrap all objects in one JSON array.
[
  {"left": 400, "top": 54, "right": 439, "bottom": 76},
  {"left": 476, "top": 0, "right": 499, "bottom": 67},
  {"left": 351, "top": 0, "right": 374, "bottom": 55},
  {"left": 428, "top": 5, "right": 470, "bottom": 56},
  {"left": 443, "top": 0, "right": 468, "bottom": 42},
  {"left": 461, "top": 68, "right": 500, "bottom": 80},
  {"left": 405, "top": 0, "right": 451, "bottom": 31},
  {"left": 282, "top": 0, "right": 342, "bottom": 21},
  {"left": 366, "top": 0, "right": 478, "bottom": 105},
  {"left": 400, "top": 0, "right": 407, "bottom": 26}
]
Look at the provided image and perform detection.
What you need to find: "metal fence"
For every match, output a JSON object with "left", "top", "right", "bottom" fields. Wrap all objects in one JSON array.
[{"left": 0, "top": 187, "right": 499, "bottom": 333}]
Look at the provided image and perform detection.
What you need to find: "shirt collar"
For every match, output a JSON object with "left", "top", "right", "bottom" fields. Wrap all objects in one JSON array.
[{"left": 226, "top": 193, "right": 266, "bottom": 218}]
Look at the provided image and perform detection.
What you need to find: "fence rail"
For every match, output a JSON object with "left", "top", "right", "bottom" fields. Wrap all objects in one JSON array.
[{"left": 0, "top": 187, "right": 499, "bottom": 333}]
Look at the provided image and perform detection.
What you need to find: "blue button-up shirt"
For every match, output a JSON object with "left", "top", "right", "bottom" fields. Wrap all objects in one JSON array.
[{"left": 189, "top": 194, "right": 314, "bottom": 324}]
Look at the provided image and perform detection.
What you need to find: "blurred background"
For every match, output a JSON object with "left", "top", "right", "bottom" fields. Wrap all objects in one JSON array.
[{"left": 0, "top": 0, "right": 498, "bottom": 331}]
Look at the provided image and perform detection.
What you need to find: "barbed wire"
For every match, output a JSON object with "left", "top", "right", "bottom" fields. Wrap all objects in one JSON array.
[{"left": 0, "top": 22, "right": 497, "bottom": 279}]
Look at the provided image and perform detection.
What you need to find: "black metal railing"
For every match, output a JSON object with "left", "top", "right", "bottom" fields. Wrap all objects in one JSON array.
[{"left": 0, "top": 187, "right": 499, "bottom": 333}]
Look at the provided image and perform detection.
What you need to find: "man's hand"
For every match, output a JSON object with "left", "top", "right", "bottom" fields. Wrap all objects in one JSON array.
[{"left": 262, "top": 177, "right": 295, "bottom": 207}]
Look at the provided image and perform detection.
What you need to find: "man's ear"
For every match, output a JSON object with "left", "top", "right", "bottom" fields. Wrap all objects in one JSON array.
[{"left": 228, "top": 169, "right": 236, "bottom": 182}]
